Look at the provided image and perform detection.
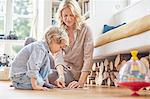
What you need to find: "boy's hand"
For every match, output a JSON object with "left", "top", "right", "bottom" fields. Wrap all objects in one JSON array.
[
  {"left": 31, "top": 77, "right": 49, "bottom": 91},
  {"left": 55, "top": 75, "right": 66, "bottom": 88},
  {"left": 32, "top": 85, "right": 49, "bottom": 91}
]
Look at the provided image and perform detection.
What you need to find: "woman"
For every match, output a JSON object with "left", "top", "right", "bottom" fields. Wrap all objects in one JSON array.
[
  {"left": 10, "top": 26, "right": 68, "bottom": 90},
  {"left": 49, "top": 0, "right": 93, "bottom": 88}
]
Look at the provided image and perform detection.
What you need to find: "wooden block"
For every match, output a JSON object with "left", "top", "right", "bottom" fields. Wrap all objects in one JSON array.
[
  {"left": 109, "top": 61, "right": 113, "bottom": 71},
  {"left": 95, "top": 73, "right": 103, "bottom": 85},
  {"left": 115, "top": 54, "right": 120, "bottom": 69},
  {"left": 140, "top": 57, "right": 149, "bottom": 68},
  {"left": 104, "top": 59, "right": 109, "bottom": 67},
  {"left": 92, "top": 64, "right": 97, "bottom": 71},
  {"left": 103, "top": 71, "right": 109, "bottom": 80},
  {"left": 110, "top": 72, "right": 116, "bottom": 81},
  {"left": 113, "top": 72, "right": 119, "bottom": 78},
  {"left": 114, "top": 79, "right": 119, "bottom": 87},
  {"left": 107, "top": 78, "right": 111, "bottom": 87},
  {"left": 0, "top": 67, "right": 10, "bottom": 81},
  {"left": 118, "top": 60, "right": 127, "bottom": 71},
  {"left": 90, "top": 80, "right": 95, "bottom": 85},
  {"left": 99, "top": 62, "right": 104, "bottom": 74}
]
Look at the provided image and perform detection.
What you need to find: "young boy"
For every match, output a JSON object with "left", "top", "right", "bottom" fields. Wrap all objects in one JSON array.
[{"left": 10, "top": 26, "right": 68, "bottom": 91}]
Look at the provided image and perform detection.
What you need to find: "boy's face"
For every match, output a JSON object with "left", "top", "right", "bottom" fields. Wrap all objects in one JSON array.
[{"left": 50, "top": 39, "right": 66, "bottom": 53}]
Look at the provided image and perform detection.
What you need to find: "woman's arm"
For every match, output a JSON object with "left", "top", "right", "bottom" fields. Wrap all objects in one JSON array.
[{"left": 78, "top": 71, "right": 89, "bottom": 86}]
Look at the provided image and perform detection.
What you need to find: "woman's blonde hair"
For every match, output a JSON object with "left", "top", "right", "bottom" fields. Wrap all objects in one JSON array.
[
  {"left": 56, "top": 0, "right": 85, "bottom": 30},
  {"left": 44, "top": 26, "right": 69, "bottom": 46}
]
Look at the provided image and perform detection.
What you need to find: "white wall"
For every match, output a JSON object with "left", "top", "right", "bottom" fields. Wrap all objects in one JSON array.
[
  {"left": 89, "top": 0, "right": 128, "bottom": 40},
  {"left": 113, "top": 0, "right": 150, "bottom": 24}
]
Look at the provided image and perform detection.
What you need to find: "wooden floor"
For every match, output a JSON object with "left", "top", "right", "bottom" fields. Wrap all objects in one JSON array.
[{"left": 0, "top": 81, "right": 150, "bottom": 99}]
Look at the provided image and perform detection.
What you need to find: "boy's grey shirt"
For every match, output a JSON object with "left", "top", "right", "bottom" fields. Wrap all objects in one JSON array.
[{"left": 10, "top": 41, "right": 55, "bottom": 79}]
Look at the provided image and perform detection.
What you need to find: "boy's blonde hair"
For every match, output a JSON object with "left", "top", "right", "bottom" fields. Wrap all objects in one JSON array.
[
  {"left": 44, "top": 26, "right": 69, "bottom": 46},
  {"left": 56, "top": 0, "right": 85, "bottom": 30}
]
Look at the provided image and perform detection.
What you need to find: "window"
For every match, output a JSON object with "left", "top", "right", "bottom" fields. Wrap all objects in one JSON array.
[
  {"left": 0, "top": 40, "right": 24, "bottom": 57},
  {"left": 0, "top": 0, "right": 5, "bottom": 35},
  {"left": 13, "top": 0, "right": 33, "bottom": 39},
  {"left": 0, "top": 0, "right": 33, "bottom": 40},
  {"left": 52, "top": 1, "right": 59, "bottom": 25},
  {"left": 0, "top": 0, "right": 34, "bottom": 57}
]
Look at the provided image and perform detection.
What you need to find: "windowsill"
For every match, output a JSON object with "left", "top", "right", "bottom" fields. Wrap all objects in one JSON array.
[
  {"left": 0, "top": 39, "right": 25, "bottom": 44},
  {"left": 0, "top": 40, "right": 25, "bottom": 57},
  {"left": 93, "top": 31, "right": 150, "bottom": 60}
]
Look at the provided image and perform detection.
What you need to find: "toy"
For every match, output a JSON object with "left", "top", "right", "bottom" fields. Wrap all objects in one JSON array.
[
  {"left": 0, "top": 54, "right": 12, "bottom": 67},
  {"left": 118, "top": 50, "right": 150, "bottom": 96},
  {"left": 0, "top": 54, "right": 12, "bottom": 81}
]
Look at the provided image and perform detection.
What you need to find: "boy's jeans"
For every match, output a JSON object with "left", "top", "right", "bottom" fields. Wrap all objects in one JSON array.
[{"left": 11, "top": 70, "right": 49, "bottom": 89}]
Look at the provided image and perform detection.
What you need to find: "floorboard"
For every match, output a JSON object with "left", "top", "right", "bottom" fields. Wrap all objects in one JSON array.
[{"left": 0, "top": 81, "right": 150, "bottom": 99}]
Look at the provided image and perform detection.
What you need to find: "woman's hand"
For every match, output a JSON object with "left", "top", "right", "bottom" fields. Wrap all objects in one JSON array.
[
  {"left": 67, "top": 81, "right": 84, "bottom": 88},
  {"left": 67, "top": 72, "right": 89, "bottom": 88},
  {"left": 55, "top": 75, "right": 66, "bottom": 88}
]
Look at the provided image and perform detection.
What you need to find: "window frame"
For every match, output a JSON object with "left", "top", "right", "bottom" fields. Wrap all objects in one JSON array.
[
  {"left": 3, "top": 0, "right": 34, "bottom": 39},
  {"left": 0, "top": 0, "right": 34, "bottom": 57},
  {"left": 0, "top": 0, "right": 5, "bottom": 34}
]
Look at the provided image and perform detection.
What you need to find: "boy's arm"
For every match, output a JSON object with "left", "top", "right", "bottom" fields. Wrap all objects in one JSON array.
[
  {"left": 54, "top": 50, "right": 66, "bottom": 88},
  {"left": 55, "top": 65, "right": 65, "bottom": 88},
  {"left": 31, "top": 77, "right": 48, "bottom": 91}
]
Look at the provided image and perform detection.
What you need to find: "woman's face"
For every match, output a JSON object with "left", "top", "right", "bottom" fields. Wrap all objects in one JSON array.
[{"left": 61, "top": 7, "right": 76, "bottom": 28}]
